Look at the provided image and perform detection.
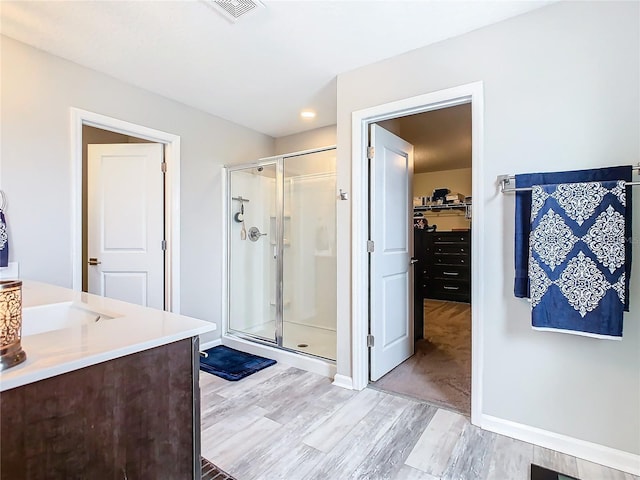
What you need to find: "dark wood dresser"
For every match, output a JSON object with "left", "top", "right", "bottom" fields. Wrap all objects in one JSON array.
[{"left": 415, "top": 229, "right": 471, "bottom": 303}]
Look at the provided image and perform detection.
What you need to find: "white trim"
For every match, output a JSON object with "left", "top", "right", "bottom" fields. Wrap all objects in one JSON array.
[
  {"left": 469, "top": 85, "right": 485, "bottom": 426},
  {"left": 222, "top": 335, "right": 337, "bottom": 378},
  {"left": 482, "top": 414, "right": 640, "bottom": 476},
  {"left": 220, "top": 166, "right": 229, "bottom": 340},
  {"left": 350, "top": 82, "right": 485, "bottom": 429},
  {"left": 70, "top": 108, "right": 181, "bottom": 312},
  {"left": 199, "top": 338, "right": 223, "bottom": 351},
  {"left": 332, "top": 374, "right": 354, "bottom": 390}
]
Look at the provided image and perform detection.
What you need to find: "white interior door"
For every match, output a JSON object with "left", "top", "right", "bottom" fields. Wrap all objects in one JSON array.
[
  {"left": 88, "top": 143, "right": 164, "bottom": 309},
  {"left": 370, "top": 124, "right": 414, "bottom": 381}
]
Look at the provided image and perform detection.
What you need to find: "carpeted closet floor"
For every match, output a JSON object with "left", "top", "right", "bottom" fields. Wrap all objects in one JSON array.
[{"left": 372, "top": 299, "right": 471, "bottom": 415}]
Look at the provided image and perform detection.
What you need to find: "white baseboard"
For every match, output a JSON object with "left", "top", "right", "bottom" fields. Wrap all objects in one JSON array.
[
  {"left": 221, "top": 335, "right": 336, "bottom": 379},
  {"left": 481, "top": 414, "right": 640, "bottom": 476},
  {"left": 198, "top": 338, "right": 222, "bottom": 351},
  {"left": 332, "top": 374, "right": 354, "bottom": 390}
]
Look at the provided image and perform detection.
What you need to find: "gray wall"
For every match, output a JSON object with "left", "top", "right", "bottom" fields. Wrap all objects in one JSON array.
[
  {"left": 274, "top": 125, "right": 336, "bottom": 155},
  {"left": 336, "top": 1, "right": 639, "bottom": 454},
  {"left": 0, "top": 35, "right": 274, "bottom": 338}
]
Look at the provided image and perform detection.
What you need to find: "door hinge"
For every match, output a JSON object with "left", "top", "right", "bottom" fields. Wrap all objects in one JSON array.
[
  {"left": 161, "top": 161, "right": 167, "bottom": 173},
  {"left": 367, "top": 240, "right": 375, "bottom": 253},
  {"left": 367, "top": 334, "right": 375, "bottom": 348},
  {"left": 161, "top": 239, "right": 167, "bottom": 251},
  {"left": 367, "top": 146, "right": 375, "bottom": 160}
]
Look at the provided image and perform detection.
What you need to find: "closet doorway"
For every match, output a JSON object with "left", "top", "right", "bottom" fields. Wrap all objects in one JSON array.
[{"left": 366, "top": 102, "right": 474, "bottom": 415}]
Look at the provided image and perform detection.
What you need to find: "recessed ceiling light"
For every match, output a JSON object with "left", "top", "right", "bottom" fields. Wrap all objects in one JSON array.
[{"left": 300, "top": 110, "right": 316, "bottom": 119}]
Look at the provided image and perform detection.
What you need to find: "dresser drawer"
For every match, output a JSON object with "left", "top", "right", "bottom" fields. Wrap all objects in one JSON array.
[
  {"left": 415, "top": 229, "right": 471, "bottom": 303},
  {"left": 433, "top": 255, "right": 469, "bottom": 266},
  {"left": 432, "top": 232, "right": 469, "bottom": 244},
  {"left": 428, "top": 291, "right": 470, "bottom": 303},
  {"left": 423, "top": 279, "right": 470, "bottom": 302},
  {"left": 431, "top": 279, "right": 469, "bottom": 293},
  {"left": 431, "top": 265, "right": 470, "bottom": 281},
  {"left": 433, "top": 243, "right": 469, "bottom": 255}
]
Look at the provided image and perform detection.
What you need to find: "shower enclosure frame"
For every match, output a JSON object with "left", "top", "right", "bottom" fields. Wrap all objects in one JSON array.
[{"left": 223, "top": 145, "right": 337, "bottom": 361}]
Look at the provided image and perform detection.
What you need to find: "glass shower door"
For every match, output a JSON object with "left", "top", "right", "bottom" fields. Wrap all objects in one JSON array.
[
  {"left": 228, "top": 162, "right": 278, "bottom": 343},
  {"left": 282, "top": 148, "right": 337, "bottom": 360},
  {"left": 226, "top": 147, "right": 337, "bottom": 361}
]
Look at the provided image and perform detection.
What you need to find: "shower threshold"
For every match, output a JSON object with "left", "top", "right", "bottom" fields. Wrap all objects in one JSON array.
[
  {"left": 221, "top": 334, "right": 337, "bottom": 379},
  {"left": 241, "top": 320, "right": 336, "bottom": 361}
]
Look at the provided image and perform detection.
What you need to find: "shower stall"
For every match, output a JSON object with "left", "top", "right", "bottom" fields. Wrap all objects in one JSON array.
[{"left": 226, "top": 147, "right": 337, "bottom": 361}]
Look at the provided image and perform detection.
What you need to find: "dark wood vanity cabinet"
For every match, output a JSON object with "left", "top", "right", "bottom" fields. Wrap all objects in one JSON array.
[
  {"left": 415, "top": 230, "right": 471, "bottom": 304},
  {"left": 0, "top": 338, "right": 201, "bottom": 480}
]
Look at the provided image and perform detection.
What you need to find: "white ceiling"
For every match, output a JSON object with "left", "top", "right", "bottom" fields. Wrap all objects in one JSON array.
[{"left": 1, "top": 0, "right": 552, "bottom": 138}]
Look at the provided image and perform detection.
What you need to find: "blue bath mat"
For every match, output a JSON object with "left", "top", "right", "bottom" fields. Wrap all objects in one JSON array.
[{"left": 199, "top": 345, "right": 276, "bottom": 381}]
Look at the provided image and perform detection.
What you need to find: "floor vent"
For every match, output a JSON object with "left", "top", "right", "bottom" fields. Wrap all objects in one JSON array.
[{"left": 204, "top": 0, "right": 265, "bottom": 23}]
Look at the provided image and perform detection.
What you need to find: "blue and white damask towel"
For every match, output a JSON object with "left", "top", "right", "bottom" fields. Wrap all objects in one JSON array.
[
  {"left": 0, "top": 208, "right": 8, "bottom": 268},
  {"left": 529, "top": 180, "right": 627, "bottom": 339},
  {"left": 514, "top": 166, "right": 633, "bottom": 310}
]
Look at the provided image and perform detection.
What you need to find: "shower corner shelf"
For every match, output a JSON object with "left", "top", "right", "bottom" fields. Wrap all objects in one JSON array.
[{"left": 270, "top": 299, "right": 291, "bottom": 307}]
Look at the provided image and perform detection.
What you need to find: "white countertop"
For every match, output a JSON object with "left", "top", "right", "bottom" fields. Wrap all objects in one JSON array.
[{"left": 0, "top": 280, "right": 216, "bottom": 392}]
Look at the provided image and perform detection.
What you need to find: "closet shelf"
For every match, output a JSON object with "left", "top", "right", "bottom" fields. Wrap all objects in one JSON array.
[{"left": 414, "top": 202, "right": 472, "bottom": 219}]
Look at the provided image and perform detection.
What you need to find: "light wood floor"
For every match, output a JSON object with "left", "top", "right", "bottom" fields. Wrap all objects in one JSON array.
[
  {"left": 373, "top": 300, "right": 471, "bottom": 414},
  {"left": 200, "top": 365, "right": 637, "bottom": 480}
]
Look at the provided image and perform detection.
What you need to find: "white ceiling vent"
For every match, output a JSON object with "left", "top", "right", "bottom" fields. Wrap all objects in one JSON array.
[{"left": 204, "top": 0, "right": 265, "bottom": 23}]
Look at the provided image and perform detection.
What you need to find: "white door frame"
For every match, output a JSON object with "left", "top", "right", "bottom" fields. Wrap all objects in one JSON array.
[
  {"left": 350, "top": 81, "right": 484, "bottom": 425},
  {"left": 70, "top": 108, "right": 181, "bottom": 313}
]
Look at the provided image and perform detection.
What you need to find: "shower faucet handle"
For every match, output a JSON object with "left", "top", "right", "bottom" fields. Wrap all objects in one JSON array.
[{"left": 248, "top": 226, "right": 267, "bottom": 242}]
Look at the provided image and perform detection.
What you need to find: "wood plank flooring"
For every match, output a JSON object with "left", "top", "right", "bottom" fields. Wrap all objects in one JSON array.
[
  {"left": 200, "top": 365, "right": 638, "bottom": 480},
  {"left": 372, "top": 300, "right": 471, "bottom": 414}
]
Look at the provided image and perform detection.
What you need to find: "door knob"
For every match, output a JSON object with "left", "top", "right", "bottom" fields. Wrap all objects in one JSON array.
[
  {"left": 409, "top": 257, "right": 419, "bottom": 265},
  {"left": 88, "top": 257, "right": 101, "bottom": 265}
]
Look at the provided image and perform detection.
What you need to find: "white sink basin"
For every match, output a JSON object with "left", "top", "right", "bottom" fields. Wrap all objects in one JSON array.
[{"left": 22, "top": 302, "right": 120, "bottom": 337}]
